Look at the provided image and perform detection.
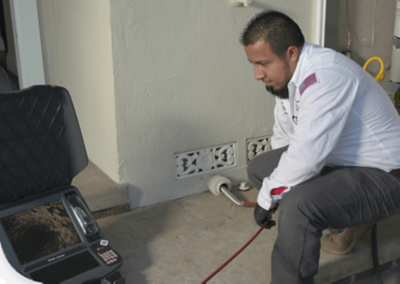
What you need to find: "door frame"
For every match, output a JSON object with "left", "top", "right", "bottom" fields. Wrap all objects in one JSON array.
[{"left": 9, "top": 0, "right": 45, "bottom": 89}]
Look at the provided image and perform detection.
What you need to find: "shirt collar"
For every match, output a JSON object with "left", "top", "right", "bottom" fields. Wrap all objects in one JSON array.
[{"left": 289, "top": 41, "right": 310, "bottom": 88}]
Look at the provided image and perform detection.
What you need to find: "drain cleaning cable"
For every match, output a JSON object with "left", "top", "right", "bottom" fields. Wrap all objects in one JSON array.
[
  {"left": 201, "top": 215, "right": 270, "bottom": 284},
  {"left": 203, "top": 176, "right": 274, "bottom": 283}
]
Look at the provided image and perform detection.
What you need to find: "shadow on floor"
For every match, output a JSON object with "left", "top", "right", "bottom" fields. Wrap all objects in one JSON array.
[
  {"left": 97, "top": 186, "right": 400, "bottom": 284},
  {"left": 98, "top": 200, "right": 174, "bottom": 283},
  {"left": 97, "top": 186, "right": 270, "bottom": 284}
]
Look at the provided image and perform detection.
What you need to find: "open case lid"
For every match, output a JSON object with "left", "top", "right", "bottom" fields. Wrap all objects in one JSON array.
[{"left": 0, "top": 85, "right": 88, "bottom": 205}]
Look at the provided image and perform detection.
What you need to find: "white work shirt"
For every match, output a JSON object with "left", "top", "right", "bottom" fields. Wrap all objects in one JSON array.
[
  {"left": 0, "top": 242, "right": 42, "bottom": 284},
  {"left": 258, "top": 42, "right": 400, "bottom": 210},
  {"left": 270, "top": 97, "right": 294, "bottom": 149}
]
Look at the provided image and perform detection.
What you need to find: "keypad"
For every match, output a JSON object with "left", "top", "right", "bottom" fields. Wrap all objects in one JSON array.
[{"left": 91, "top": 242, "right": 121, "bottom": 266}]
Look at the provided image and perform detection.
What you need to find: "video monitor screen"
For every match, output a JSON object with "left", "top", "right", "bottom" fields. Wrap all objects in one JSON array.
[{"left": 0, "top": 199, "right": 81, "bottom": 265}]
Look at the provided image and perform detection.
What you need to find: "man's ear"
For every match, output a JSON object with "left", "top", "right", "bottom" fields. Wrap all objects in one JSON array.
[{"left": 286, "top": 46, "right": 300, "bottom": 63}]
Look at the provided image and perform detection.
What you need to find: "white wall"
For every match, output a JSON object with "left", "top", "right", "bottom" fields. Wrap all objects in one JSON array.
[
  {"left": 325, "top": 0, "right": 396, "bottom": 78},
  {"left": 37, "top": 0, "right": 120, "bottom": 182},
  {"left": 35, "top": 0, "right": 319, "bottom": 209},
  {"left": 109, "top": 0, "right": 316, "bottom": 208},
  {"left": 2, "top": 0, "right": 17, "bottom": 76},
  {"left": 8, "top": 0, "right": 45, "bottom": 88}
]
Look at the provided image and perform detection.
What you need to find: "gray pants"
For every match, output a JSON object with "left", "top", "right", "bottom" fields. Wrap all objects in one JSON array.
[{"left": 247, "top": 147, "right": 400, "bottom": 284}]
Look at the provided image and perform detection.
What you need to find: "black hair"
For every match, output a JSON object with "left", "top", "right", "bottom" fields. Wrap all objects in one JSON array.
[{"left": 240, "top": 10, "right": 305, "bottom": 59}]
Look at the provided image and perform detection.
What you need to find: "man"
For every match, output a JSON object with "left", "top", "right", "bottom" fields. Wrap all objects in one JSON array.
[{"left": 242, "top": 10, "right": 400, "bottom": 283}]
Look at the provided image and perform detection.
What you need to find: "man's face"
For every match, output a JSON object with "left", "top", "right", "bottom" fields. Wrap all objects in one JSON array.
[{"left": 244, "top": 41, "right": 294, "bottom": 98}]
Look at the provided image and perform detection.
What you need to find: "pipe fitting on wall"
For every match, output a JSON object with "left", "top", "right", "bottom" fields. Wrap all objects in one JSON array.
[
  {"left": 208, "top": 175, "right": 231, "bottom": 196},
  {"left": 231, "top": 0, "right": 251, "bottom": 7}
]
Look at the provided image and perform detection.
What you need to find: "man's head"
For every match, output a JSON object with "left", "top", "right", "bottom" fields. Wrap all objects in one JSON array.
[{"left": 240, "top": 11, "right": 304, "bottom": 98}]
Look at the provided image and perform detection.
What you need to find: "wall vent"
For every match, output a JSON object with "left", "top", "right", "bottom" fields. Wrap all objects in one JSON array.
[
  {"left": 247, "top": 136, "right": 271, "bottom": 162},
  {"left": 175, "top": 143, "right": 236, "bottom": 180}
]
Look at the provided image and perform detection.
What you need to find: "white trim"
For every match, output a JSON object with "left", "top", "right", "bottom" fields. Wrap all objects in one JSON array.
[
  {"left": 314, "top": 0, "right": 327, "bottom": 46},
  {"left": 9, "top": 0, "right": 45, "bottom": 88}
]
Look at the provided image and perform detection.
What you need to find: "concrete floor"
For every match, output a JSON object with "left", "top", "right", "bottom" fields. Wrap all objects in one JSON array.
[
  {"left": 72, "top": 161, "right": 129, "bottom": 215},
  {"left": 95, "top": 185, "right": 400, "bottom": 284}
]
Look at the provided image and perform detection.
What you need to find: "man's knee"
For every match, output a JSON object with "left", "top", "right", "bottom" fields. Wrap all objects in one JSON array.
[
  {"left": 279, "top": 186, "right": 326, "bottom": 229},
  {"left": 247, "top": 156, "right": 259, "bottom": 178},
  {"left": 247, "top": 157, "right": 263, "bottom": 190},
  {"left": 247, "top": 147, "right": 288, "bottom": 190},
  {"left": 280, "top": 185, "right": 309, "bottom": 208}
]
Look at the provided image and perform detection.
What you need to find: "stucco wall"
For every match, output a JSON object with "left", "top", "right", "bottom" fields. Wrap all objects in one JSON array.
[
  {"left": 110, "top": 1, "right": 317, "bottom": 209},
  {"left": 325, "top": 0, "right": 396, "bottom": 78},
  {"left": 36, "top": 0, "right": 120, "bottom": 182}
]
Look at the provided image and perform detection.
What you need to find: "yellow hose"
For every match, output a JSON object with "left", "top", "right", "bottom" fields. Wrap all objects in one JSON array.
[{"left": 363, "top": 56, "right": 384, "bottom": 83}]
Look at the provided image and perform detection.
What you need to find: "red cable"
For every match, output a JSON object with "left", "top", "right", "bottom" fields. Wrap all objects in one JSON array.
[
  {"left": 201, "top": 219, "right": 269, "bottom": 284},
  {"left": 243, "top": 202, "right": 257, "bottom": 206}
]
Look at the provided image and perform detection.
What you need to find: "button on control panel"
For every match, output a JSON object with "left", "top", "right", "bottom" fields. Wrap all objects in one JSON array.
[{"left": 91, "top": 240, "right": 122, "bottom": 266}]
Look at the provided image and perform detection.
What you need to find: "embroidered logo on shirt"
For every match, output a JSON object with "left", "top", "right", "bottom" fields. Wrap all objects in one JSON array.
[
  {"left": 280, "top": 100, "right": 288, "bottom": 115},
  {"left": 299, "top": 73, "right": 318, "bottom": 95}
]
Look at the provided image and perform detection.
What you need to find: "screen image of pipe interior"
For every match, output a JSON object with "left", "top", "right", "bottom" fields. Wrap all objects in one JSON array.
[
  {"left": 0, "top": 85, "right": 125, "bottom": 284},
  {"left": 2, "top": 200, "right": 81, "bottom": 265}
]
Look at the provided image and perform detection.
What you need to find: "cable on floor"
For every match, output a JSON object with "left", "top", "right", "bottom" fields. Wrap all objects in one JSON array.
[{"left": 201, "top": 219, "right": 269, "bottom": 284}]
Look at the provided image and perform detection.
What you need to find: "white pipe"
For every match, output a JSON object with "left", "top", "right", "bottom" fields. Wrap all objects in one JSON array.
[
  {"left": 208, "top": 175, "right": 248, "bottom": 206},
  {"left": 220, "top": 186, "right": 244, "bottom": 206},
  {"left": 391, "top": 1, "right": 400, "bottom": 82},
  {"left": 394, "top": 0, "right": 400, "bottom": 38}
]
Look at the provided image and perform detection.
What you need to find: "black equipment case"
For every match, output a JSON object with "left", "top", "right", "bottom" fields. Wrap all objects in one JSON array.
[{"left": 0, "top": 85, "right": 124, "bottom": 284}]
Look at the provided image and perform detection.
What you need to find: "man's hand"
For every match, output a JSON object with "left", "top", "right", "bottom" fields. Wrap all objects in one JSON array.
[{"left": 254, "top": 203, "right": 276, "bottom": 229}]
